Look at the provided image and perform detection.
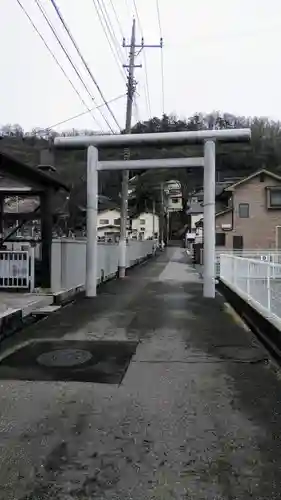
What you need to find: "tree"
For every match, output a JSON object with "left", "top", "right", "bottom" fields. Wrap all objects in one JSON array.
[{"left": 2, "top": 111, "right": 281, "bottom": 231}]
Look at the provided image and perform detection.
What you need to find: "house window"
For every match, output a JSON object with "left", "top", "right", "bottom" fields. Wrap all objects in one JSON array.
[
  {"left": 215, "top": 233, "right": 226, "bottom": 246},
  {"left": 238, "top": 203, "right": 249, "bottom": 218},
  {"left": 99, "top": 219, "right": 109, "bottom": 225},
  {"left": 267, "top": 187, "right": 281, "bottom": 208},
  {"left": 114, "top": 218, "right": 120, "bottom": 225},
  {"left": 139, "top": 219, "right": 145, "bottom": 225},
  {"left": 140, "top": 227, "right": 145, "bottom": 231},
  {"left": 233, "top": 235, "right": 243, "bottom": 250},
  {"left": 171, "top": 198, "right": 178, "bottom": 204}
]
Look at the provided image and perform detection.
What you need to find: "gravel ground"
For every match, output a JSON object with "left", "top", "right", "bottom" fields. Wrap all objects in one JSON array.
[{"left": 0, "top": 248, "right": 281, "bottom": 499}]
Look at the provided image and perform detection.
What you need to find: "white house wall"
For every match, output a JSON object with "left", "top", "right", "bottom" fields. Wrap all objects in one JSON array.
[
  {"left": 97, "top": 209, "right": 121, "bottom": 227},
  {"left": 191, "top": 213, "right": 203, "bottom": 229},
  {"left": 132, "top": 212, "right": 159, "bottom": 239}
]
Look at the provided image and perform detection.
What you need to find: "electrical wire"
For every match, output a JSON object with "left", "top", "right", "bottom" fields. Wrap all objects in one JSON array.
[
  {"left": 33, "top": 0, "right": 105, "bottom": 130},
  {"left": 132, "top": 0, "right": 152, "bottom": 118},
  {"left": 124, "top": 0, "right": 132, "bottom": 22},
  {"left": 92, "top": 0, "right": 127, "bottom": 83},
  {"left": 15, "top": 0, "right": 101, "bottom": 129},
  {"left": 36, "top": 0, "right": 111, "bottom": 131},
  {"left": 97, "top": 0, "right": 127, "bottom": 67},
  {"left": 39, "top": 93, "right": 126, "bottom": 132},
  {"left": 48, "top": 0, "right": 121, "bottom": 131},
  {"left": 109, "top": 0, "right": 125, "bottom": 39},
  {"left": 156, "top": 0, "right": 165, "bottom": 115}
]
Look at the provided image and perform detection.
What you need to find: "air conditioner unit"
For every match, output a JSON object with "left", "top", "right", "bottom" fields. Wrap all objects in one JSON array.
[{"left": 221, "top": 223, "right": 232, "bottom": 231}]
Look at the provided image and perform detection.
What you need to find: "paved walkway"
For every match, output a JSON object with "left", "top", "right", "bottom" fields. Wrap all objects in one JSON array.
[{"left": 1, "top": 248, "right": 281, "bottom": 499}]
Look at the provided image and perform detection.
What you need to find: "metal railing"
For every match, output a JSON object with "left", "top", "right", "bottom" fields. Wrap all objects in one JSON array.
[
  {"left": 219, "top": 253, "right": 281, "bottom": 329},
  {"left": 214, "top": 249, "right": 281, "bottom": 276},
  {"left": 0, "top": 249, "right": 35, "bottom": 291}
]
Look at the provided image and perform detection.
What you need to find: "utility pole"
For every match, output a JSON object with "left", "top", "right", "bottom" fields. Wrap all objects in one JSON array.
[
  {"left": 160, "top": 182, "right": 165, "bottom": 249},
  {"left": 119, "top": 19, "right": 163, "bottom": 277},
  {"left": 152, "top": 199, "right": 155, "bottom": 239}
]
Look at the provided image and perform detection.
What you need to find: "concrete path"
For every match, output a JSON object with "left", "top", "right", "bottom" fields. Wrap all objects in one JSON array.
[
  {"left": 0, "top": 292, "right": 53, "bottom": 316},
  {"left": 1, "top": 248, "right": 281, "bottom": 499}
]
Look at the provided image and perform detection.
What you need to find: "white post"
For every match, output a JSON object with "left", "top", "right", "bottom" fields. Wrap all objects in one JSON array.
[
  {"left": 203, "top": 140, "right": 216, "bottom": 298},
  {"left": 152, "top": 199, "right": 155, "bottom": 239},
  {"left": 29, "top": 246, "right": 35, "bottom": 292},
  {"left": 267, "top": 262, "right": 271, "bottom": 311},
  {"left": 86, "top": 146, "right": 98, "bottom": 297},
  {"left": 246, "top": 259, "right": 250, "bottom": 297}
]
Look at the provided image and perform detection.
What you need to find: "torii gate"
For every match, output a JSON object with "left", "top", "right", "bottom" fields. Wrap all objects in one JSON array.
[{"left": 54, "top": 128, "right": 251, "bottom": 299}]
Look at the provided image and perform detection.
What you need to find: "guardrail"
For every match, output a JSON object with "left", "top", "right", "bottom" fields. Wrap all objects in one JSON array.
[
  {"left": 219, "top": 253, "right": 281, "bottom": 329},
  {"left": 212, "top": 249, "right": 281, "bottom": 276}
]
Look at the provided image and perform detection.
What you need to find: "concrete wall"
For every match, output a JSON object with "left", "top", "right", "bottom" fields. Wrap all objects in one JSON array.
[{"left": 51, "top": 238, "right": 155, "bottom": 292}]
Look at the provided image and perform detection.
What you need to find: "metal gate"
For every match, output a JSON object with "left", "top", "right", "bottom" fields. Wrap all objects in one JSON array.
[{"left": 0, "top": 250, "right": 35, "bottom": 290}]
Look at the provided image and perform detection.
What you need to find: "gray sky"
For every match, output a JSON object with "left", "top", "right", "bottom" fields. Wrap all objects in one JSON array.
[{"left": 1, "top": 0, "right": 281, "bottom": 133}]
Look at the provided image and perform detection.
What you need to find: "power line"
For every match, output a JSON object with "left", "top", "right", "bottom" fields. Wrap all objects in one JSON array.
[
  {"left": 109, "top": 0, "right": 125, "bottom": 39},
  {"left": 124, "top": 0, "right": 132, "bottom": 18},
  {"left": 40, "top": 94, "right": 126, "bottom": 132},
  {"left": 97, "top": 0, "right": 125, "bottom": 64},
  {"left": 48, "top": 0, "right": 121, "bottom": 131},
  {"left": 132, "top": 0, "right": 152, "bottom": 117},
  {"left": 15, "top": 0, "right": 100, "bottom": 129},
  {"left": 33, "top": 0, "right": 105, "bottom": 130},
  {"left": 156, "top": 0, "right": 165, "bottom": 115},
  {"left": 91, "top": 0, "right": 127, "bottom": 83}
]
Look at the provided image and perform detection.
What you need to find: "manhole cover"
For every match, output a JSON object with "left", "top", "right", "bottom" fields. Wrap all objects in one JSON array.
[
  {"left": 0, "top": 340, "right": 138, "bottom": 384},
  {"left": 37, "top": 349, "right": 92, "bottom": 367}
]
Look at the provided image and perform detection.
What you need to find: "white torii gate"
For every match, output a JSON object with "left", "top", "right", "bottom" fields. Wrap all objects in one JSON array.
[{"left": 54, "top": 128, "right": 251, "bottom": 299}]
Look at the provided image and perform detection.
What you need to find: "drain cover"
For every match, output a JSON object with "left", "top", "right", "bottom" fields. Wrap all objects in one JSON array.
[
  {"left": 0, "top": 340, "right": 138, "bottom": 384},
  {"left": 37, "top": 349, "right": 92, "bottom": 368}
]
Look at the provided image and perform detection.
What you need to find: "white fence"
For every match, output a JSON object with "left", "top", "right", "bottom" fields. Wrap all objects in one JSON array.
[
  {"left": 214, "top": 249, "right": 281, "bottom": 276},
  {"left": 0, "top": 249, "right": 35, "bottom": 291},
  {"left": 51, "top": 238, "right": 156, "bottom": 293},
  {"left": 220, "top": 253, "right": 281, "bottom": 329}
]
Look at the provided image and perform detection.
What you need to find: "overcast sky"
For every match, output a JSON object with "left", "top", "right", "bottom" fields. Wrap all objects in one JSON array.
[{"left": 1, "top": 0, "right": 281, "bottom": 133}]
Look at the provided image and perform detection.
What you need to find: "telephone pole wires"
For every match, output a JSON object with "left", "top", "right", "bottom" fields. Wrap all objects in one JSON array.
[{"left": 119, "top": 19, "right": 163, "bottom": 277}]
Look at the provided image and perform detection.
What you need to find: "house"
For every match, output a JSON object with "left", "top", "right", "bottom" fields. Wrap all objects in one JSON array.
[
  {"left": 187, "top": 180, "right": 240, "bottom": 236},
  {"left": 97, "top": 208, "right": 121, "bottom": 242},
  {"left": 215, "top": 169, "right": 281, "bottom": 250},
  {"left": 165, "top": 180, "right": 183, "bottom": 212},
  {"left": 131, "top": 212, "right": 159, "bottom": 240},
  {"left": 186, "top": 201, "right": 204, "bottom": 232}
]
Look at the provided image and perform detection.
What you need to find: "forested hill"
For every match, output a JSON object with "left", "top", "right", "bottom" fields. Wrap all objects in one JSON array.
[
  {"left": 1, "top": 111, "right": 281, "bottom": 177},
  {"left": 1, "top": 111, "right": 281, "bottom": 226}
]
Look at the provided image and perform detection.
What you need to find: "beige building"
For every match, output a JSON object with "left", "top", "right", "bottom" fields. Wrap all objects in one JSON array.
[{"left": 215, "top": 169, "right": 281, "bottom": 250}]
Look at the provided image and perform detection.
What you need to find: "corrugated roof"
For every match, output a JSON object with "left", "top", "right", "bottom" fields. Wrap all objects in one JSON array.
[{"left": 0, "top": 151, "right": 69, "bottom": 191}]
